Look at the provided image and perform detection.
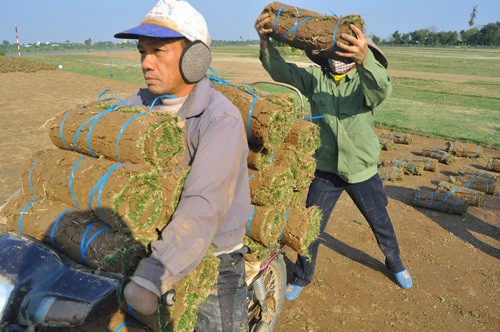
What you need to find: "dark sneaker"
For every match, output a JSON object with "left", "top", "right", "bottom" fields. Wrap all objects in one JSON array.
[
  {"left": 285, "top": 283, "right": 304, "bottom": 300},
  {"left": 394, "top": 269, "right": 413, "bottom": 289}
]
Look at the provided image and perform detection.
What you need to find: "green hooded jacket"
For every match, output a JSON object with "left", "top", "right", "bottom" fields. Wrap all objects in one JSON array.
[{"left": 260, "top": 43, "right": 392, "bottom": 183}]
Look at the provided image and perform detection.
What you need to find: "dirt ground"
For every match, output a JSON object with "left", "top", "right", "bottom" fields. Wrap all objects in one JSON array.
[{"left": 0, "top": 54, "right": 498, "bottom": 332}]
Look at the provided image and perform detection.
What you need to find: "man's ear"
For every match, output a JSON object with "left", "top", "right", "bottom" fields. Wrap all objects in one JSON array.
[{"left": 179, "top": 40, "right": 212, "bottom": 83}]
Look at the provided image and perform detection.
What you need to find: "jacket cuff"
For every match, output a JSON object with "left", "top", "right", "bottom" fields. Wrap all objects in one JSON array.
[
  {"left": 360, "top": 49, "right": 378, "bottom": 71},
  {"left": 133, "top": 257, "right": 171, "bottom": 296},
  {"left": 259, "top": 45, "right": 271, "bottom": 64},
  {"left": 129, "top": 276, "right": 162, "bottom": 298}
]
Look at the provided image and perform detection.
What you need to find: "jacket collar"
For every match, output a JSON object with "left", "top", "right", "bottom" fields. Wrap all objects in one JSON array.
[
  {"left": 178, "top": 76, "right": 210, "bottom": 119},
  {"left": 138, "top": 76, "right": 210, "bottom": 119},
  {"left": 345, "top": 68, "right": 358, "bottom": 80}
]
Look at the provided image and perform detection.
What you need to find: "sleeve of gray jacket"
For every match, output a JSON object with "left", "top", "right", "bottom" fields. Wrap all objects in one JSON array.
[{"left": 131, "top": 110, "right": 247, "bottom": 296}]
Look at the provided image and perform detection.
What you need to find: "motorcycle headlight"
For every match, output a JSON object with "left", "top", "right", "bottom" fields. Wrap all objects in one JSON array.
[
  {"left": 33, "top": 296, "right": 91, "bottom": 326},
  {"left": 0, "top": 275, "right": 15, "bottom": 318}
]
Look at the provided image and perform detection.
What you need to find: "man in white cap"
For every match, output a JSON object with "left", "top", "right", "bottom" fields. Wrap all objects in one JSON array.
[
  {"left": 254, "top": 11, "right": 412, "bottom": 302},
  {"left": 115, "top": 1, "right": 251, "bottom": 330}
]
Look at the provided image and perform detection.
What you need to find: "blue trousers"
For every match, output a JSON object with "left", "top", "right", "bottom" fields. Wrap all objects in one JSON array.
[
  {"left": 195, "top": 247, "right": 248, "bottom": 332},
  {"left": 292, "top": 170, "right": 405, "bottom": 287}
]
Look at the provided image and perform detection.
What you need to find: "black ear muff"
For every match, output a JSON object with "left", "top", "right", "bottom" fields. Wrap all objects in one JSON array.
[{"left": 180, "top": 40, "right": 212, "bottom": 84}]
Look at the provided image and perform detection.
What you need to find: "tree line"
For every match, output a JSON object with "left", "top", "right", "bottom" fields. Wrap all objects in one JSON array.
[
  {"left": 1, "top": 20, "right": 499, "bottom": 56},
  {"left": 378, "top": 22, "right": 500, "bottom": 47},
  {"left": 0, "top": 39, "right": 138, "bottom": 56}
]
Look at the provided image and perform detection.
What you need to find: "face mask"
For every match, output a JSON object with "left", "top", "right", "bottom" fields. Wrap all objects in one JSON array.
[{"left": 328, "top": 59, "right": 356, "bottom": 75}]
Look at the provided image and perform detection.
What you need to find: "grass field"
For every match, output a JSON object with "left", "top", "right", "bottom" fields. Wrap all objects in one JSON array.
[{"left": 28, "top": 46, "right": 500, "bottom": 148}]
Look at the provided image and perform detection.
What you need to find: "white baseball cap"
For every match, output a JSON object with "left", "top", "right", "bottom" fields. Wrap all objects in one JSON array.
[{"left": 114, "top": 0, "right": 211, "bottom": 46}]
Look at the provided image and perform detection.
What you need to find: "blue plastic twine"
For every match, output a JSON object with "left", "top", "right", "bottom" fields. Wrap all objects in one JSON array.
[
  {"left": 417, "top": 189, "right": 461, "bottom": 211},
  {"left": 208, "top": 75, "right": 244, "bottom": 91},
  {"left": 96, "top": 164, "right": 127, "bottom": 221},
  {"left": 69, "top": 156, "right": 86, "bottom": 208},
  {"left": 328, "top": 10, "right": 340, "bottom": 58},
  {"left": 247, "top": 205, "right": 258, "bottom": 236},
  {"left": 74, "top": 113, "right": 100, "bottom": 153},
  {"left": 208, "top": 68, "right": 249, "bottom": 93},
  {"left": 329, "top": 10, "right": 339, "bottom": 17},
  {"left": 80, "top": 222, "right": 110, "bottom": 266},
  {"left": 114, "top": 304, "right": 140, "bottom": 330},
  {"left": 247, "top": 96, "right": 259, "bottom": 140},
  {"left": 208, "top": 70, "right": 260, "bottom": 140},
  {"left": 272, "top": 5, "right": 312, "bottom": 46},
  {"left": 114, "top": 94, "right": 175, "bottom": 161},
  {"left": 248, "top": 171, "right": 255, "bottom": 181},
  {"left": 127, "top": 305, "right": 140, "bottom": 320},
  {"left": 242, "top": 82, "right": 260, "bottom": 140},
  {"left": 86, "top": 104, "right": 120, "bottom": 157},
  {"left": 88, "top": 163, "right": 126, "bottom": 222},
  {"left": 27, "top": 158, "right": 41, "bottom": 196},
  {"left": 208, "top": 69, "right": 258, "bottom": 139},
  {"left": 50, "top": 208, "right": 75, "bottom": 248},
  {"left": 431, "top": 191, "right": 454, "bottom": 208},
  {"left": 97, "top": 89, "right": 128, "bottom": 106},
  {"left": 269, "top": 150, "right": 275, "bottom": 164},
  {"left": 282, "top": 9, "right": 312, "bottom": 47},
  {"left": 59, "top": 104, "right": 88, "bottom": 149},
  {"left": 17, "top": 199, "right": 39, "bottom": 235},
  {"left": 116, "top": 113, "right": 147, "bottom": 162},
  {"left": 148, "top": 94, "right": 177, "bottom": 112},
  {"left": 302, "top": 115, "right": 325, "bottom": 122},
  {"left": 26, "top": 151, "right": 50, "bottom": 196},
  {"left": 273, "top": 5, "right": 287, "bottom": 34},
  {"left": 331, "top": 21, "right": 340, "bottom": 58},
  {"left": 115, "top": 321, "right": 133, "bottom": 332},
  {"left": 472, "top": 177, "right": 488, "bottom": 192},
  {"left": 279, "top": 206, "right": 291, "bottom": 240},
  {"left": 386, "top": 164, "right": 399, "bottom": 180}
]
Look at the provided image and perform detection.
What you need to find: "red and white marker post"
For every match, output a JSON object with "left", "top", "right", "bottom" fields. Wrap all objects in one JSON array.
[{"left": 15, "top": 25, "right": 21, "bottom": 56}]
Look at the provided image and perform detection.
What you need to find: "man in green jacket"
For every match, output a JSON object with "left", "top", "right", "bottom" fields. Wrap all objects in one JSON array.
[{"left": 255, "top": 12, "right": 412, "bottom": 301}]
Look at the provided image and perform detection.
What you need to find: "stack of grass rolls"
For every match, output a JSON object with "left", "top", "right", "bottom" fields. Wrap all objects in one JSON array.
[{"left": 0, "top": 98, "right": 216, "bottom": 331}]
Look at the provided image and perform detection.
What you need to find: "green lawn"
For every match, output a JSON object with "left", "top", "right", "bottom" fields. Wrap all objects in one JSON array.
[
  {"left": 27, "top": 46, "right": 500, "bottom": 148},
  {"left": 379, "top": 47, "right": 500, "bottom": 147},
  {"left": 29, "top": 53, "right": 144, "bottom": 85}
]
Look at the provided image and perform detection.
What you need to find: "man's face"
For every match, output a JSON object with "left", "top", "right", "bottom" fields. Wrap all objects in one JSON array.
[{"left": 137, "top": 37, "right": 192, "bottom": 97}]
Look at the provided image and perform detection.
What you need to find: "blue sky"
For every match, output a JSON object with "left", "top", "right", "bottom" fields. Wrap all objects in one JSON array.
[{"left": 1, "top": 1, "right": 499, "bottom": 44}]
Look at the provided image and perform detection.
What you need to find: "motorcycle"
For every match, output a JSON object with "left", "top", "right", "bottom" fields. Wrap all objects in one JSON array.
[
  {"left": 0, "top": 232, "right": 286, "bottom": 331},
  {"left": 246, "top": 248, "right": 286, "bottom": 332}
]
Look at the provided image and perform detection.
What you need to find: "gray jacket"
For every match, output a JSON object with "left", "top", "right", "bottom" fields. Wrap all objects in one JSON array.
[{"left": 126, "top": 77, "right": 251, "bottom": 296}]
